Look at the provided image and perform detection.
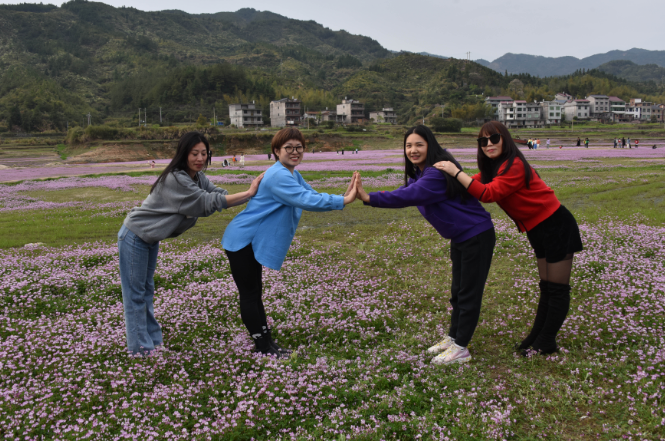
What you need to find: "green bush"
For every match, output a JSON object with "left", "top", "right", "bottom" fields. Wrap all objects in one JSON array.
[{"left": 430, "top": 117, "right": 462, "bottom": 133}]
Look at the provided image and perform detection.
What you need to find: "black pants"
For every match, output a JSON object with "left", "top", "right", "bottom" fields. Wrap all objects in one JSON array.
[
  {"left": 448, "top": 228, "right": 496, "bottom": 347},
  {"left": 225, "top": 244, "right": 269, "bottom": 347}
]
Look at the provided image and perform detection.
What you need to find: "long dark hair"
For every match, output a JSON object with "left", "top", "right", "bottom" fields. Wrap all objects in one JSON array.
[
  {"left": 404, "top": 125, "right": 468, "bottom": 200},
  {"left": 476, "top": 121, "right": 533, "bottom": 189},
  {"left": 150, "top": 131, "right": 210, "bottom": 193}
]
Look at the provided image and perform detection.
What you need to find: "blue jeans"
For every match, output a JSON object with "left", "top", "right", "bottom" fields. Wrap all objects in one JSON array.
[{"left": 118, "top": 225, "right": 162, "bottom": 354}]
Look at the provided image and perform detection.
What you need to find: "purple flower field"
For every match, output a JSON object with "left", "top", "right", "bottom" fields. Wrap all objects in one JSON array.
[
  {"left": 0, "top": 216, "right": 663, "bottom": 439},
  {"left": 1, "top": 148, "right": 664, "bottom": 439},
  {"left": 1, "top": 147, "right": 664, "bottom": 182}
]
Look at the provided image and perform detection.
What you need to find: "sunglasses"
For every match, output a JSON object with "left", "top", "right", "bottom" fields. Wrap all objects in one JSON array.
[{"left": 477, "top": 134, "right": 501, "bottom": 148}]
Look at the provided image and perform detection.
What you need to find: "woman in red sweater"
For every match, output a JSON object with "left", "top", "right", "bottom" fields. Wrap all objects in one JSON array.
[{"left": 434, "top": 121, "right": 583, "bottom": 355}]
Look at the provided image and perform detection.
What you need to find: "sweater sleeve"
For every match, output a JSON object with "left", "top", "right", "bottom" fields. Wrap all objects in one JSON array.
[
  {"left": 368, "top": 168, "right": 448, "bottom": 208},
  {"left": 200, "top": 173, "right": 230, "bottom": 196},
  {"left": 168, "top": 172, "right": 228, "bottom": 217},
  {"left": 270, "top": 170, "right": 344, "bottom": 212},
  {"left": 467, "top": 161, "right": 526, "bottom": 202}
]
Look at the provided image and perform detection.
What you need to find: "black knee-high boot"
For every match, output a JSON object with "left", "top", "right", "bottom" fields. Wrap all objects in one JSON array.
[
  {"left": 516, "top": 280, "right": 549, "bottom": 350},
  {"left": 531, "top": 282, "right": 570, "bottom": 354}
]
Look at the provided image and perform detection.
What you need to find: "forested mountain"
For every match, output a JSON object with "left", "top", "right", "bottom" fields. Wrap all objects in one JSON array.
[
  {"left": 597, "top": 60, "right": 665, "bottom": 84},
  {"left": 0, "top": 1, "right": 663, "bottom": 132},
  {"left": 477, "top": 48, "right": 665, "bottom": 77}
]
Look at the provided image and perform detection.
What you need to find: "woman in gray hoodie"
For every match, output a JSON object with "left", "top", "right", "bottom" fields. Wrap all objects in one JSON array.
[{"left": 119, "top": 131, "right": 263, "bottom": 354}]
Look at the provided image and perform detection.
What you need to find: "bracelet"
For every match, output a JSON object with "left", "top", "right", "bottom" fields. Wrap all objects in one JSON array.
[{"left": 454, "top": 170, "right": 462, "bottom": 179}]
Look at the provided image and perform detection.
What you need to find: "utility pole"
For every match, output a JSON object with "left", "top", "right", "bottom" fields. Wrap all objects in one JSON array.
[
  {"left": 213, "top": 107, "right": 216, "bottom": 126},
  {"left": 138, "top": 108, "right": 141, "bottom": 127},
  {"left": 159, "top": 107, "right": 162, "bottom": 124},
  {"left": 144, "top": 108, "right": 147, "bottom": 127},
  {"left": 86, "top": 112, "right": 91, "bottom": 126}
]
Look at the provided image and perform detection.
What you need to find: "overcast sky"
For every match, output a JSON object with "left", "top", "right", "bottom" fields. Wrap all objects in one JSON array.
[{"left": 8, "top": 0, "right": 665, "bottom": 61}]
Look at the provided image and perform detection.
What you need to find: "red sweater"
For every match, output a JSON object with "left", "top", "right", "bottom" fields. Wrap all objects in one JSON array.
[{"left": 467, "top": 158, "right": 560, "bottom": 232}]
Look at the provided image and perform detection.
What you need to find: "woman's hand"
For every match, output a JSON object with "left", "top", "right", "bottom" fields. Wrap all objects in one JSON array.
[
  {"left": 343, "top": 172, "right": 358, "bottom": 205},
  {"left": 355, "top": 173, "right": 370, "bottom": 203},
  {"left": 433, "top": 161, "right": 459, "bottom": 176},
  {"left": 247, "top": 172, "right": 265, "bottom": 197}
]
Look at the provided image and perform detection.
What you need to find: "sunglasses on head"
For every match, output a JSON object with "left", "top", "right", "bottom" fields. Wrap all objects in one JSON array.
[{"left": 477, "top": 133, "right": 501, "bottom": 148}]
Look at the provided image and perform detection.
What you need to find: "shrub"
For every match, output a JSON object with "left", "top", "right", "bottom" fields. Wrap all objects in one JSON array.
[{"left": 430, "top": 117, "right": 462, "bottom": 133}]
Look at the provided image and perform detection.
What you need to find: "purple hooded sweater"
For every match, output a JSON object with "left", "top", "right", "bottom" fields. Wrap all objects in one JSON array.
[{"left": 367, "top": 166, "right": 493, "bottom": 243}]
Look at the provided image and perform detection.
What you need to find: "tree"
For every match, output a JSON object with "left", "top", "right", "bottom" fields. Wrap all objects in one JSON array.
[
  {"left": 430, "top": 117, "right": 462, "bottom": 133},
  {"left": 196, "top": 114, "right": 208, "bottom": 126},
  {"left": 8, "top": 105, "right": 22, "bottom": 130}
]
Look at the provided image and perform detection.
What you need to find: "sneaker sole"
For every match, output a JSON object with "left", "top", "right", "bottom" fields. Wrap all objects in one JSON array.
[
  {"left": 427, "top": 346, "right": 453, "bottom": 355},
  {"left": 432, "top": 356, "right": 471, "bottom": 366}
]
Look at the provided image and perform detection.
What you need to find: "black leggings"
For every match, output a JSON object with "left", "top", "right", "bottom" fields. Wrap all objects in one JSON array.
[
  {"left": 448, "top": 228, "right": 496, "bottom": 347},
  {"left": 225, "top": 244, "right": 269, "bottom": 346}
]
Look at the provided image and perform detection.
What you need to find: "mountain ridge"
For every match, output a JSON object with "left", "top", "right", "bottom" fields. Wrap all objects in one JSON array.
[{"left": 477, "top": 48, "right": 665, "bottom": 77}]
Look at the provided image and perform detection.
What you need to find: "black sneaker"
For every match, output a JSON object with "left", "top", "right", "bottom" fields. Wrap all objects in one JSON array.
[
  {"left": 254, "top": 345, "right": 287, "bottom": 359},
  {"left": 270, "top": 339, "right": 293, "bottom": 357}
]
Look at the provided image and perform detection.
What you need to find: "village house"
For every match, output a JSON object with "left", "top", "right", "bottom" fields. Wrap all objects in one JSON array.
[
  {"left": 337, "top": 98, "right": 365, "bottom": 124},
  {"left": 270, "top": 98, "right": 301, "bottom": 127},
  {"left": 369, "top": 108, "right": 397, "bottom": 124},
  {"left": 229, "top": 102, "right": 263, "bottom": 128}
]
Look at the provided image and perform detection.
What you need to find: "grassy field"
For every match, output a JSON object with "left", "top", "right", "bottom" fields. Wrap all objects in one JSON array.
[{"left": 0, "top": 157, "right": 664, "bottom": 439}]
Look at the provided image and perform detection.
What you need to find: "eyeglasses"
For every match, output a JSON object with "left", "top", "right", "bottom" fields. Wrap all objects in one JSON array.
[
  {"left": 477, "top": 134, "right": 501, "bottom": 148},
  {"left": 282, "top": 145, "right": 304, "bottom": 153}
]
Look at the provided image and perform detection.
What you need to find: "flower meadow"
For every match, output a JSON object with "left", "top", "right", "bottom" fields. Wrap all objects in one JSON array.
[
  {"left": 0, "top": 150, "right": 664, "bottom": 440},
  {"left": 0, "top": 216, "right": 664, "bottom": 440}
]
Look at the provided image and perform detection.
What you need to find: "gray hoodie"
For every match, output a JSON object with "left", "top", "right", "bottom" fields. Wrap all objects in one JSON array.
[{"left": 123, "top": 170, "right": 228, "bottom": 243}]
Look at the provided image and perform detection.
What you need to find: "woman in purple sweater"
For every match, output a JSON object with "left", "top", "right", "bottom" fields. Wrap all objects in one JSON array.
[{"left": 356, "top": 125, "right": 495, "bottom": 365}]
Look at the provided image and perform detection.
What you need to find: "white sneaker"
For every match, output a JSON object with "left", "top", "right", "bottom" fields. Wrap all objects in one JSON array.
[
  {"left": 427, "top": 336, "right": 455, "bottom": 354},
  {"left": 432, "top": 344, "right": 471, "bottom": 365}
]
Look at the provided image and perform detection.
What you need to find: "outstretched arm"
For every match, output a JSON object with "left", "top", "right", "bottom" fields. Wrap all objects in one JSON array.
[
  {"left": 433, "top": 161, "right": 473, "bottom": 188},
  {"left": 225, "top": 172, "right": 264, "bottom": 207}
]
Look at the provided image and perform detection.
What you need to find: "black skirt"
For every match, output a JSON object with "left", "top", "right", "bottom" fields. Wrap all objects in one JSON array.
[{"left": 526, "top": 205, "right": 583, "bottom": 263}]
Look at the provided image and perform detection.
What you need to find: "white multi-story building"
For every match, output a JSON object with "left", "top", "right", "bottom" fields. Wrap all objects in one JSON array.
[
  {"left": 270, "top": 98, "right": 301, "bottom": 127},
  {"left": 229, "top": 102, "right": 263, "bottom": 128},
  {"left": 337, "top": 98, "right": 365, "bottom": 124},
  {"left": 485, "top": 96, "right": 514, "bottom": 119},
  {"left": 563, "top": 99, "right": 591, "bottom": 120},
  {"left": 587, "top": 95, "right": 610, "bottom": 119},
  {"left": 540, "top": 101, "right": 562, "bottom": 124},
  {"left": 497, "top": 100, "right": 544, "bottom": 128}
]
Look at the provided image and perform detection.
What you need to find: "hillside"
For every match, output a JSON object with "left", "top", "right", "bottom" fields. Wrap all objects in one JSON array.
[
  {"left": 478, "top": 48, "right": 665, "bottom": 77},
  {"left": 597, "top": 60, "right": 665, "bottom": 84},
  {"left": 0, "top": 1, "right": 389, "bottom": 130},
  {"left": 0, "top": 2, "right": 664, "bottom": 132}
]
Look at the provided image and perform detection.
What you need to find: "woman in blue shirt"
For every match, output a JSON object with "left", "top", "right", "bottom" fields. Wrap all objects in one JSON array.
[{"left": 222, "top": 127, "right": 358, "bottom": 358}]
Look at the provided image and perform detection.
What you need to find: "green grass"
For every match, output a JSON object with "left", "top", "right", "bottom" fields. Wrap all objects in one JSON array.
[{"left": 1, "top": 159, "right": 664, "bottom": 439}]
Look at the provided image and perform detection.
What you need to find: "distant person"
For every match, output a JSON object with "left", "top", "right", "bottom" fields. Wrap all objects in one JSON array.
[
  {"left": 118, "top": 132, "right": 263, "bottom": 355},
  {"left": 208, "top": 151, "right": 212, "bottom": 165},
  {"left": 613, "top": 138, "right": 617, "bottom": 148},
  {"left": 559, "top": 145, "right": 563, "bottom": 149},
  {"left": 232, "top": 155, "right": 237, "bottom": 165},
  {"left": 222, "top": 128, "right": 357, "bottom": 358},
  {"left": 576, "top": 137, "right": 581, "bottom": 146},
  {"left": 635, "top": 139, "right": 639, "bottom": 147},
  {"left": 546, "top": 138, "right": 550, "bottom": 149},
  {"left": 653, "top": 144, "right": 657, "bottom": 149},
  {"left": 584, "top": 138, "right": 589, "bottom": 148},
  {"left": 268, "top": 153, "right": 272, "bottom": 160},
  {"left": 355, "top": 148, "right": 358, "bottom": 154},
  {"left": 150, "top": 161, "right": 155, "bottom": 169},
  {"left": 223, "top": 159, "right": 229, "bottom": 167},
  {"left": 622, "top": 137, "right": 626, "bottom": 148},
  {"left": 435, "top": 121, "right": 583, "bottom": 356},
  {"left": 240, "top": 153, "right": 245, "bottom": 167},
  {"left": 527, "top": 139, "right": 532, "bottom": 149},
  {"left": 627, "top": 138, "right": 631, "bottom": 149},
  {"left": 342, "top": 149, "right": 344, "bottom": 155}
]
